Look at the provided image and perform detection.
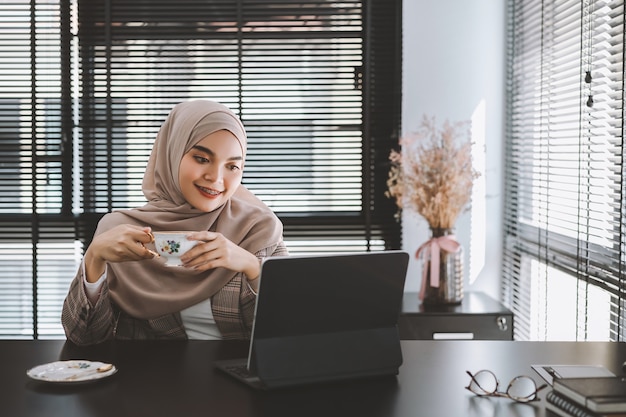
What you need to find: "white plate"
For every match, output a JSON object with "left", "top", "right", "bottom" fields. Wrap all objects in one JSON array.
[{"left": 26, "top": 360, "right": 117, "bottom": 384}]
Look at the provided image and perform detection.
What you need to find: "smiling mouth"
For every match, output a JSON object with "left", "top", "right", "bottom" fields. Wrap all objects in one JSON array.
[{"left": 196, "top": 185, "right": 222, "bottom": 196}]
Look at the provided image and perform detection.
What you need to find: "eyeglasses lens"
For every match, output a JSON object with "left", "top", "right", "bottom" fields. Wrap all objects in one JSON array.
[
  {"left": 507, "top": 376, "right": 537, "bottom": 402},
  {"left": 469, "top": 370, "right": 498, "bottom": 395}
]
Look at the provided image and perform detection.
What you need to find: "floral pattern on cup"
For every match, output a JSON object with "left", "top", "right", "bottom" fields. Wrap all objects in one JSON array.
[
  {"left": 152, "top": 232, "right": 197, "bottom": 266},
  {"left": 158, "top": 240, "right": 181, "bottom": 255}
]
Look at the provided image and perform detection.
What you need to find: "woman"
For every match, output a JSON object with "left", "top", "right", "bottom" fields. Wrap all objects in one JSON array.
[{"left": 62, "top": 100, "right": 288, "bottom": 345}]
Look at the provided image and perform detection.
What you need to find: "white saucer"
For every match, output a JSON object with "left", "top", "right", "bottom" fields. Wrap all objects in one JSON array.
[{"left": 26, "top": 360, "right": 117, "bottom": 384}]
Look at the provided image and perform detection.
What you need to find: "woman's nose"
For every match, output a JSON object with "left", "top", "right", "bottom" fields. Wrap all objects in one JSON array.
[{"left": 204, "top": 165, "right": 224, "bottom": 183}]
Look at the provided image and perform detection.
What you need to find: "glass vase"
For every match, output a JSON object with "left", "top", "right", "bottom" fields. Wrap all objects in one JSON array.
[{"left": 419, "top": 227, "right": 464, "bottom": 305}]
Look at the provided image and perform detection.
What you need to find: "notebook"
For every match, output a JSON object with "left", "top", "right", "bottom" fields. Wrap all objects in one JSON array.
[
  {"left": 553, "top": 376, "right": 626, "bottom": 414},
  {"left": 214, "top": 250, "right": 409, "bottom": 389}
]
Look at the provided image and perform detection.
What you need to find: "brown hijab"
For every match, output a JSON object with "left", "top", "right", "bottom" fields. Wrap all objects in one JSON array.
[{"left": 94, "top": 100, "right": 283, "bottom": 319}]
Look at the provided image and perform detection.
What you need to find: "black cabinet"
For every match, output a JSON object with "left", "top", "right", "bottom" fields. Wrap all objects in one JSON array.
[{"left": 398, "top": 291, "right": 514, "bottom": 340}]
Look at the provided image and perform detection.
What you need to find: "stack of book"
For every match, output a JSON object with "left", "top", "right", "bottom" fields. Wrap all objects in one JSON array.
[{"left": 546, "top": 377, "right": 626, "bottom": 417}]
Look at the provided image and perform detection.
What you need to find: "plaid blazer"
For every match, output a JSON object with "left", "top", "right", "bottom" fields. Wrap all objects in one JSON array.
[{"left": 62, "top": 243, "right": 288, "bottom": 346}]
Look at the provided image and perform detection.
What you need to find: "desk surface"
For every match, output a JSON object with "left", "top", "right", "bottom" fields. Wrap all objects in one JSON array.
[{"left": 5, "top": 339, "right": 626, "bottom": 417}]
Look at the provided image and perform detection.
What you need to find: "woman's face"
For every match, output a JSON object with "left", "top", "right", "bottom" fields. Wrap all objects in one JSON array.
[{"left": 178, "top": 129, "right": 244, "bottom": 212}]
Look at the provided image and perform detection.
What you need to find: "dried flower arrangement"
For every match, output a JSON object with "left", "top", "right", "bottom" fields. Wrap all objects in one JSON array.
[{"left": 386, "top": 115, "right": 479, "bottom": 229}]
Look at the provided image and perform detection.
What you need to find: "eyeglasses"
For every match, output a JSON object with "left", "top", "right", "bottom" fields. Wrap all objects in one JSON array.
[{"left": 466, "top": 370, "right": 547, "bottom": 403}]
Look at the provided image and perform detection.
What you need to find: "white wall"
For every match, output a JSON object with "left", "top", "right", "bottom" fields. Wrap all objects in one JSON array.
[{"left": 401, "top": 1, "right": 506, "bottom": 300}]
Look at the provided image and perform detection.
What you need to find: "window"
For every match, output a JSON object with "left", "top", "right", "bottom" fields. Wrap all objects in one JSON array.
[
  {"left": 504, "top": 0, "right": 625, "bottom": 340},
  {"left": 0, "top": 0, "right": 402, "bottom": 338}
]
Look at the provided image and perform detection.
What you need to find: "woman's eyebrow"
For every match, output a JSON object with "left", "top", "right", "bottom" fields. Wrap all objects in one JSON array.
[{"left": 192, "top": 145, "right": 242, "bottom": 161}]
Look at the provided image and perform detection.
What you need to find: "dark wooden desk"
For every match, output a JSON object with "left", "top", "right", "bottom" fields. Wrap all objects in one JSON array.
[{"left": 5, "top": 339, "right": 626, "bottom": 417}]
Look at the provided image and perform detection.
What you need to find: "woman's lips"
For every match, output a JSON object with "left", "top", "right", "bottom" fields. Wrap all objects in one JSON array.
[{"left": 196, "top": 184, "right": 222, "bottom": 199}]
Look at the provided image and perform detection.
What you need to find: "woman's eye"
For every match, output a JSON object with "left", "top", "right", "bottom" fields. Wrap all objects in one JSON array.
[
  {"left": 229, "top": 164, "right": 241, "bottom": 172},
  {"left": 193, "top": 155, "right": 210, "bottom": 164}
]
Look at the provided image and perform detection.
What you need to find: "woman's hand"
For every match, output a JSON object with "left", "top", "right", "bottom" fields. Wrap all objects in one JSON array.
[
  {"left": 83, "top": 225, "right": 156, "bottom": 283},
  {"left": 182, "top": 231, "right": 260, "bottom": 281}
]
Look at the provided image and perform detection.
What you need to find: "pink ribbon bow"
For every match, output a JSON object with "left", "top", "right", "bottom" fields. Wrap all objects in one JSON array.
[{"left": 417, "top": 235, "right": 461, "bottom": 300}]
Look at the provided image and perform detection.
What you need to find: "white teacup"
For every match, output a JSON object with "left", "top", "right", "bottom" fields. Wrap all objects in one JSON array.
[{"left": 152, "top": 231, "right": 198, "bottom": 267}]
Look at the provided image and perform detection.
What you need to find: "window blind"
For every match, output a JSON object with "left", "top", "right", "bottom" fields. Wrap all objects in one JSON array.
[
  {"left": 0, "top": 0, "right": 77, "bottom": 339},
  {"left": 503, "top": 0, "right": 625, "bottom": 340},
  {"left": 77, "top": 0, "right": 401, "bottom": 252},
  {"left": 0, "top": 0, "right": 402, "bottom": 338}
]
